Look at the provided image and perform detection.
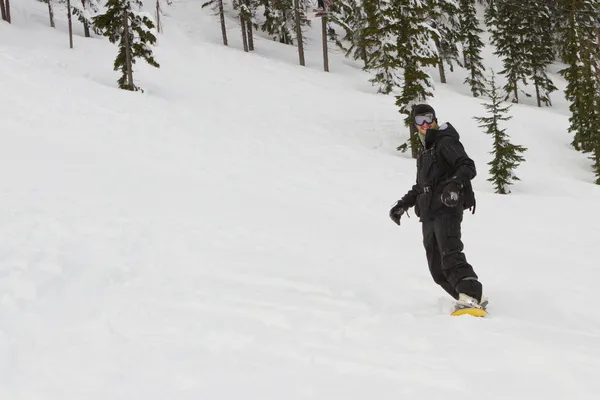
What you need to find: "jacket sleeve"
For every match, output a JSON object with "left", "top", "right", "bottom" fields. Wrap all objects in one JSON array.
[
  {"left": 438, "top": 138, "right": 477, "bottom": 184},
  {"left": 400, "top": 183, "right": 421, "bottom": 208}
]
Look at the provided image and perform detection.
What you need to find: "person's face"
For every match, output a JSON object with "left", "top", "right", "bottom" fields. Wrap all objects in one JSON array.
[{"left": 415, "top": 113, "right": 436, "bottom": 136}]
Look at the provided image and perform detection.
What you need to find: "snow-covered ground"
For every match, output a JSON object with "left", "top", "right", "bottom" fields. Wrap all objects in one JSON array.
[{"left": 1, "top": 1, "right": 600, "bottom": 399}]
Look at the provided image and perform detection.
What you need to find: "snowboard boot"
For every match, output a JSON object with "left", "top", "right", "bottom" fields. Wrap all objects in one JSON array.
[{"left": 455, "top": 293, "right": 486, "bottom": 311}]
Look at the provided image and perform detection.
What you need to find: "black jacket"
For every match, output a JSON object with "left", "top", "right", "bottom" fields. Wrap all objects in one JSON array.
[{"left": 400, "top": 122, "right": 476, "bottom": 220}]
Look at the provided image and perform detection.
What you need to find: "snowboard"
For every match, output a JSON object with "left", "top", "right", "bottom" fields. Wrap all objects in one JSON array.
[
  {"left": 450, "top": 297, "right": 488, "bottom": 317},
  {"left": 451, "top": 307, "right": 488, "bottom": 317}
]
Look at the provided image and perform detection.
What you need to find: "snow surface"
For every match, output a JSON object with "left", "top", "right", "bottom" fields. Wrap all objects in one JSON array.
[{"left": 1, "top": 1, "right": 600, "bottom": 399}]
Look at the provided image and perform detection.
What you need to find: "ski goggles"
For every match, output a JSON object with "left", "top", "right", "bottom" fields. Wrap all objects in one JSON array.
[{"left": 414, "top": 113, "right": 436, "bottom": 126}]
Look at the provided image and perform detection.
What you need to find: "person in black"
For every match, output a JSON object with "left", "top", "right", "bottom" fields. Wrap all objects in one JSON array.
[{"left": 389, "top": 104, "right": 486, "bottom": 309}]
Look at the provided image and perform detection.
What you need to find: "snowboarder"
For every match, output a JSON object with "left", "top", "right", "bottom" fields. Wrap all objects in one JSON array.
[{"left": 389, "top": 104, "right": 487, "bottom": 311}]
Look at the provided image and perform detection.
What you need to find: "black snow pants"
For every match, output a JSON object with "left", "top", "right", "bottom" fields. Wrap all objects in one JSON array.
[{"left": 422, "top": 210, "right": 482, "bottom": 301}]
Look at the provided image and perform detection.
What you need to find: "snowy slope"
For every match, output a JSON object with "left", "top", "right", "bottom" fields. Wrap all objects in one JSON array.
[{"left": 1, "top": 1, "right": 600, "bottom": 399}]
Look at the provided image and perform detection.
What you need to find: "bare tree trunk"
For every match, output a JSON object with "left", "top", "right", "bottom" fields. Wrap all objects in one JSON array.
[
  {"left": 123, "top": 11, "right": 134, "bottom": 90},
  {"left": 294, "top": 0, "right": 304, "bottom": 66},
  {"left": 535, "top": 80, "right": 541, "bottom": 107},
  {"left": 321, "top": 15, "right": 328, "bottom": 72},
  {"left": 240, "top": 14, "right": 248, "bottom": 52},
  {"left": 155, "top": 0, "right": 161, "bottom": 33},
  {"left": 246, "top": 0, "right": 254, "bottom": 52},
  {"left": 67, "top": 0, "right": 74, "bottom": 48},
  {"left": 48, "top": 0, "right": 55, "bottom": 28},
  {"left": 218, "top": 0, "right": 227, "bottom": 46},
  {"left": 5, "top": 0, "right": 10, "bottom": 23},
  {"left": 81, "top": 0, "right": 91, "bottom": 37},
  {"left": 438, "top": 59, "right": 446, "bottom": 84},
  {"left": 0, "top": 0, "right": 7, "bottom": 22},
  {"left": 361, "top": 47, "right": 367, "bottom": 68}
]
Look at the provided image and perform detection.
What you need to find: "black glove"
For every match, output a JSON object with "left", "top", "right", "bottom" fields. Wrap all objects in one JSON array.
[
  {"left": 389, "top": 200, "right": 407, "bottom": 225},
  {"left": 441, "top": 179, "right": 462, "bottom": 208}
]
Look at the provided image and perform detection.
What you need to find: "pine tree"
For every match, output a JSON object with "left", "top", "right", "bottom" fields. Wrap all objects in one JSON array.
[
  {"left": 487, "top": 0, "right": 530, "bottom": 103},
  {"left": 327, "top": 0, "right": 370, "bottom": 67},
  {"left": 557, "top": 0, "right": 600, "bottom": 155},
  {"left": 474, "top": 71, "right": 526, "bottom": 194},
  {"left": 429, "top": 0, "right": 461, "bottom": 84},
  {"left": 260, "top": 0, "right": 295, "bottom": 45},
  {"left": 458, "top": 0, "right": 485, "bottom": 97},
  {"left": 72, "top": 0, "right": 102, "bottom": 37},
  {"left": 392, "top": 0, "right": 438, "bottom": 158},
  {"left": 93, "top": 0, "right": 160, "bottom": 92},
  {"left": 365, "top": 8, "right": 403, "bottom": 96},
  {"left": 523, "top": 1, "right": 557, "bottom": 107}
]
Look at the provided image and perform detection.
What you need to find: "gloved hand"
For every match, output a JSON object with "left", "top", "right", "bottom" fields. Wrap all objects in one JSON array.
[
  {"left": 441, "top": 179, "right": 462, "bottom": 208},
  {"left": 389, "top": 200, "right": 407, "bottom": 225}
]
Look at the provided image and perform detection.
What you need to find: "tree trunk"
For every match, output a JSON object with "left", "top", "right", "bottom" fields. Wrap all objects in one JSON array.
[
  {"left": 321, "top": 15, "right": 329, "bottom": 72},
  {"left": 48, "top": 0, "right": 55, "bottom": 28},
  {"left": 240, "top": 14, "right": 248, "bottom": 52},
  {"left": 83, "top": 21, "right": 91, "bottom": 37},
  {"left": 535, "top": 79, "right": 541, "bottom": 107},
  {"left": 67, "top": 0, "right": 74, "bottom": 48},
  {"left": 247, "top": 22, "right": 254, "bottom": 51},
  {"left": 470, "top": 63, "right": 478, "bottom": 97},
  {"left": 0, "top": 0, "right": 7, "bottom": 22},
  {"left": 361, "top": 47, "right": 368, "bottom": 68},
  {"left": 294, "top": 0, "right": 305, "bottom": 66},
  {"left": 81, "top": 0, "right": 91, "bottom": 37},
  {"left": 218, "top": 0, "right": 227, "bottom": 46},
  {"left": 4, "top": 0, "right": 10, "bottom": 23},
  {"left": 156, "top": 0, "right": 161, "bottom": 33},
  {"left": 410, "top": 122, "right": 420, "bottom": 159},
  {"left": 123, "top": 11, "right": 134, "bottom": 90},
  {"left": 438, "top": 57, "right": 446, "bottom": 84}
]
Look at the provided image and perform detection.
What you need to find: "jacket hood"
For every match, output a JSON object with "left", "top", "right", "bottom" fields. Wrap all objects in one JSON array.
[{"left": 424, "top": 122, "right": 459, "bottom": 148}]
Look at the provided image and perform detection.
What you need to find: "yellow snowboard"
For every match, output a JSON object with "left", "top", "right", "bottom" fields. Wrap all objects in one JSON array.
[{"left": 451, "top": 307, "right": 488, "bottom": 317}]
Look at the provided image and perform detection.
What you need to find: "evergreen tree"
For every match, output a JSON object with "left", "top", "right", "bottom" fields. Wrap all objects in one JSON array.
[
  {"left": 557, "top": 0, "right": 600, "bottom": 154},
  {"left": 358, "top": 0, "right": 387, "bottom": 71},
  {"left": 523, "top": 1, "right": 557, "bottom": 107},
  {"left": 429, "top": 0, "right": 461, "bottom": 84},
  {"left": 392, "top": 0, "right": 438, "bottom": 158},
  {"left": 93, "top": 0, "right": 160, "bottom": 92},
  {"left": 458, "top": 0, "right": 486, "bottom": 97},
  {"left": 327, "top": 0, "right": 370, "bottom": 67},
  {"left": 487, "top": 0, "right": 530, "bottom": 103},
  {"left": 72, "top": 0, "right": 102, "bottom": 37},
  {"left": 474, "top": 71, "right": 526, "bottom": 194},
  {"left": 260, "top": 0, "right": 303, "bottom": 45},
  {"left": 365, "top": 2, "right": 402, "bottom": 96}
]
